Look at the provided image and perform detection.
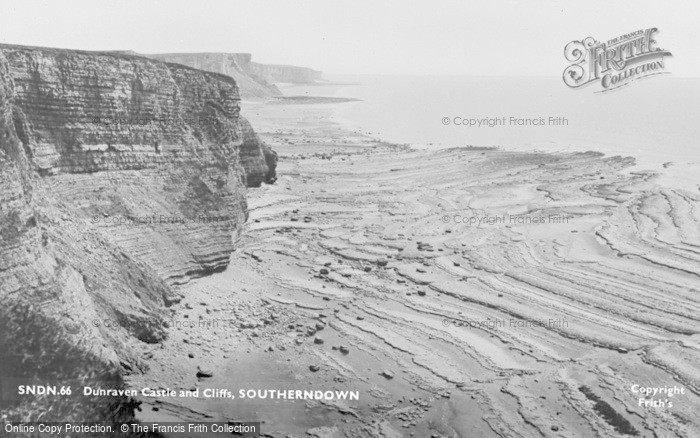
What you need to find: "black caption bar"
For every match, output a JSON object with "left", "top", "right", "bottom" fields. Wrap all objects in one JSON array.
[{"left": 3, "top": 422, "right": 260, "bottom": 437}]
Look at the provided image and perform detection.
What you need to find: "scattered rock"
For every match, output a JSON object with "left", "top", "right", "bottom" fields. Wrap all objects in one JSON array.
[
  {"left": 306, "top": 426, "right": 338, "bottom": 438},
  {"left": 309, "top": 365, "right": 320, "bottom": 372},
  {"left": 314, "top": 337, "right": 325, "bottom": 344},
  {"left": 196, "top": 367, "right": 213, "bottom": 378},
  {"left": 320, "top": 268, "right": 329, "bottom": 275},
  {"left": 339, "top": 345, "right": 350, "bottom": 354},
  {"left": 380, "top": 370, "right": 395, "bottom": 379}
]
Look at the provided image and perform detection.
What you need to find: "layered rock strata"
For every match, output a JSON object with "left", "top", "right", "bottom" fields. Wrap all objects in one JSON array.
[{"left": 0, "top": 44, "right": 276, "bottom": 366}]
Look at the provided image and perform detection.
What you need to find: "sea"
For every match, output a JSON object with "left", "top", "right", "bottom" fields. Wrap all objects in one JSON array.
[{"left": 277, "top": 75, "right": 700, "bottom": 191}]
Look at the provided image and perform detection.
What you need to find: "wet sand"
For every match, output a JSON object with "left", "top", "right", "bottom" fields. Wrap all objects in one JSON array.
[{"left": 130, "top": 100, "right": 700, "bottom": 437}]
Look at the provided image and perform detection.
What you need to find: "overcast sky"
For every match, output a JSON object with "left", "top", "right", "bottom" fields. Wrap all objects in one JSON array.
[{"left": 0, "top": 0, "right": 698, "bottom": 76}]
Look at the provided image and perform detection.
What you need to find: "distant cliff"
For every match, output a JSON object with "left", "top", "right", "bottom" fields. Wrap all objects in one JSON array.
[
  {"left": 0, "top": 44, "right": 276, "bottom": 371},
  {"left": 146, "top": 52, "right": 282, "bottom": 99},
  {"left": 249, "top": 62, "right": 323, "bottom": 84},
  {"left": 147, "top": 52, "right": 324, "bottom": 98}
]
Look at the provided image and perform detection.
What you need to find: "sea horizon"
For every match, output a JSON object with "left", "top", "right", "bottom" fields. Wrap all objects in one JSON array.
[{"left": 278, "top": 75, "right": 700, "bottom": 191}]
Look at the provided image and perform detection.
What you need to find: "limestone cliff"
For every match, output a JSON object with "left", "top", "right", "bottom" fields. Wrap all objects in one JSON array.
[
  {"left": 0, "top": 44, "right": 276, "bottom": 369},
  {"left": 146, "top": 52, "right": 324, "bottom": 98},
  {"left": 146, "top": 52, "right": 282, "bottom": 100},
  {"left": 248, "top": 62, "right": 323, "bottom": 84}
]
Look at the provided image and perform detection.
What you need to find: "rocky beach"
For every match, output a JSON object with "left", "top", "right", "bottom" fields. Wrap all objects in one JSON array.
[
  {"left": 129, "top": 97, "right": 700, "bottom": 437},
  {"left": 0, "top": 41, "right": 698, "bottom": 438},
  {"left": 2, "top": 2, "right": 700, "bottom": 437}
]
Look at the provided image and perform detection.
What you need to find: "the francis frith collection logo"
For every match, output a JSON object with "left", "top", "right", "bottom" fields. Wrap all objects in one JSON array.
[{"left": 563, "top": 28, "right": 672, "bottom": 92}]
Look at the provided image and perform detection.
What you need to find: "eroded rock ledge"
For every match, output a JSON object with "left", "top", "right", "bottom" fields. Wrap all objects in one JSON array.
[{"left": 0, "top": 44, "right": 276, "bottom": 367}]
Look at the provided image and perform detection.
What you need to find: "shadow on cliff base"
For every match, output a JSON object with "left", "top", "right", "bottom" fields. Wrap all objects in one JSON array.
[{"left": 0, "top": 301, "right": 162, "bottom": 437}]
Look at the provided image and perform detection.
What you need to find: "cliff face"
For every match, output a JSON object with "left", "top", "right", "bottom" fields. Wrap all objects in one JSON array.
[
  {"left": 146, "top": 52, "right": 282, "bottom": 100},
  {"left": 4, "top": 47, "right": 276, "bottom": 186},
  {"left": 0, "top": 51, "right": 38, "bottom": 306},
  {"left": 0, "top": 44, "right": 276, "bottom": 368}
]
